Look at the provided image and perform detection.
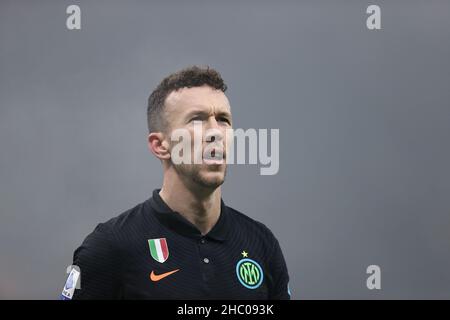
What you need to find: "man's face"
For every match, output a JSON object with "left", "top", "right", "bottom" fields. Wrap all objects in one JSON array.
[{"left": 163, "top": 85, "right": 233, "bottom": 189}]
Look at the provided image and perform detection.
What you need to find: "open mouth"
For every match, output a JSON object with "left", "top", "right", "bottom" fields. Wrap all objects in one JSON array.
[{"left": 203, "top": 148, "right": 225, "bottom": 164}]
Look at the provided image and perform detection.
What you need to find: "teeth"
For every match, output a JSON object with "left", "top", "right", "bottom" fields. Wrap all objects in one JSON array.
[
  {"left": 204, "top": 151, "right": 224, "bottom": 160},
  {"left": 204, "top": 154, "right": 223, "bottom": 160}
]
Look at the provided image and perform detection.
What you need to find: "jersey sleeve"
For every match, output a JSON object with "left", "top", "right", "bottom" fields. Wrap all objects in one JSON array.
[
  {"left": 69, "top": 223, "right": 122, "bottom": 299},
  {"left": 267, "top": 234, "right": 291, "bottom": 300}
]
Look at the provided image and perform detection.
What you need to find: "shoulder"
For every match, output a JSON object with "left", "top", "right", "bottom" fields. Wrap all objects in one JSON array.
[
  {"left": 75, "top": 200, "right": 150, "bottom": 257},
  {"left": 70, "top": 203, "right": 150, "bottom": 299},
  {"left": 97, "top": 201, "right": 147, "bottom": 235}
]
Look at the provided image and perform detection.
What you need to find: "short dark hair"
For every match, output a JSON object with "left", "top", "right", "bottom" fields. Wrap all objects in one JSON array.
[{"left": 147, "top": 65, "right": 228, "bottom": 133}]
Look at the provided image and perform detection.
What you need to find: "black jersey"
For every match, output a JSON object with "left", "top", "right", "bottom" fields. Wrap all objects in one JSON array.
[{"left": 61, "top": 189, "right": 290, "bottom": 300}]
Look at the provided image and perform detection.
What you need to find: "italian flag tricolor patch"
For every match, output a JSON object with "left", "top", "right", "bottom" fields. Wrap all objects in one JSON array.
[{"left": 148, "top": 238, "right": 169, "bottom": 263}]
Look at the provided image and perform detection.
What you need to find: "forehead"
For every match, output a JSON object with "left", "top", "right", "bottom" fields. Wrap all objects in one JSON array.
[{"left": 164, "top": 85, "right": 231, "bottom": 115}]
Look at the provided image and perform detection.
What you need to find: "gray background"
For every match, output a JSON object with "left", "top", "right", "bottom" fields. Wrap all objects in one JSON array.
[{"left": 1, "top": 0, "right": 449, "bottom": 299}]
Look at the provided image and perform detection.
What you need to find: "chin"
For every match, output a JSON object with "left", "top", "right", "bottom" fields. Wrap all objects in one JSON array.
[{"left": 194, "top": 171, "right": 226, "bottom": 189}]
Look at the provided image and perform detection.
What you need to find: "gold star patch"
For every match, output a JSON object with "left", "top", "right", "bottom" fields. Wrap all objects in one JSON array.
[{"left": 241, "top": 250, "right": 248, "bottom": 258}]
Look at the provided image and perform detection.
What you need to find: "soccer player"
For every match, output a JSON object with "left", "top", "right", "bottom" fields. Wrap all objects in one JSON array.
[{"left": 61, "top": 66, "right": 290, "bottom": 300}]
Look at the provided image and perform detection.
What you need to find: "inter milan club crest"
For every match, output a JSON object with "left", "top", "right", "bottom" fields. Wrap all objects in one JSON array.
[
  {"left": 236, "top": 251, "right": 264, "bottom": 289},
  {"left": 148, "top": 238, "right": 170, "bottom": 263}
]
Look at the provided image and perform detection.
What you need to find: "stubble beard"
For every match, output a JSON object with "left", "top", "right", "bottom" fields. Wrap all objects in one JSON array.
[{"left": 173, "top": 162, "right": 227, "bottom": 190}]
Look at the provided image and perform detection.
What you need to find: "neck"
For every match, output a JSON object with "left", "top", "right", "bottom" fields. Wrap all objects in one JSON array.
[{"left": 159, "top": 170, "right": 222, "bottom": 236}]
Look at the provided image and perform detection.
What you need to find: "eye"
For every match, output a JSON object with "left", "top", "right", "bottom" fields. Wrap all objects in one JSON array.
[
  {"left": 189, "top": 116, "right": 202, "bottom": 122},
  {"left": 218, "top": 117, "right": 231, "bottom": 124}
]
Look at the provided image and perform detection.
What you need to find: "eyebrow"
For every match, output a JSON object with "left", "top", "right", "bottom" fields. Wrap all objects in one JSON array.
[{"left": 184, "top": 108, "right": 232, "bottom": 119}]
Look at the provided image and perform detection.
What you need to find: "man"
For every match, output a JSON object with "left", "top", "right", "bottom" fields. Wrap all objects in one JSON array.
[{"left": 61, "top": 66, "right": 290, "bottom": 299}]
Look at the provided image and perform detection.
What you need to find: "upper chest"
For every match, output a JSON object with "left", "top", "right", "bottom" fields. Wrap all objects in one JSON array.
[{"left": 120, "top": 233, "right": 271, "bottom": 299}]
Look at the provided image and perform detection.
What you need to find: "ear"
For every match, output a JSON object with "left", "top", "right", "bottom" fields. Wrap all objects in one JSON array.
[{"left": 148, "top": 132, "right": 171, "bottom": 161}]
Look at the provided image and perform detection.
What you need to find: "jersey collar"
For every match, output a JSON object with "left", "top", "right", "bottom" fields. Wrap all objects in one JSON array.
[{"left": 148, "top": 189, "right": 229, "bottom": 242}]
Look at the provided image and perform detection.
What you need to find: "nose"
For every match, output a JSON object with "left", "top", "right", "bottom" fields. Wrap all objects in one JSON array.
[
  {"left": 205, "top": 116, "right": 220, "bottom": 129},
  {"left": 205, "top": 117, "right": 224, "bottom": 143}
]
